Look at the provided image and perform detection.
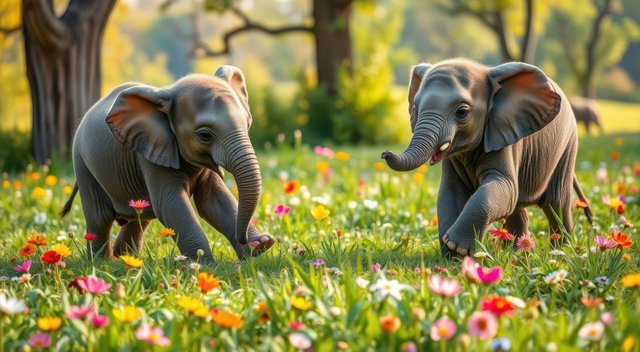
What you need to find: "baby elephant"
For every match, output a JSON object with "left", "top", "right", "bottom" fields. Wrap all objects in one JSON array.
[
  {"left": 570, "top": 96, "right": 603, "bottom": 135},
  {"left": 61, "top": 66, "right": 274, "bottom": 264},
  {"left": 381, "top": 59, "right": 592, "bottom": 256}
]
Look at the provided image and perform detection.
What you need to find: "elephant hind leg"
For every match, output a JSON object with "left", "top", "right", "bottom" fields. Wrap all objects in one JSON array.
[
  {"left": 504, "top": 208, "right": 529, "bottom": 242},
  {"left": 113, "top": 220, "right": 150, "bottom": 256},
  {"left": 76, "top": 175, "right": 116, "bottom": 258}
]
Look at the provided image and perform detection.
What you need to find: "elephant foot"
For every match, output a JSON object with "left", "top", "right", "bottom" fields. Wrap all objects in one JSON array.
[
  {"left": 235, "top": 234, "right": 275, "bottom": 259},
  {"left": 442, "top": 234, "right": 475, "bottom": 257}
]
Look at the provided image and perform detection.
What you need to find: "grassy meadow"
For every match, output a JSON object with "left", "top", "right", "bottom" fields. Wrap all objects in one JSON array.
[{"left": 0, "top": 124, "right": 639, "bottom": 350}]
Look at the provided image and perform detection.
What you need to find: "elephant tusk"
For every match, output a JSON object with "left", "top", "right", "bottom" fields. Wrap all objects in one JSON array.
[{"left": 439, "top": 142, "right": 451, "bottom": 151}]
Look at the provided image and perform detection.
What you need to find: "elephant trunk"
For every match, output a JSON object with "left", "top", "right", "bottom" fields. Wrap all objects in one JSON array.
[
  {"left": 225, "top": 133, "right": 262, "bottom": 245},
  {"left": 381, "top": 119, "right": 440, "bottom": 171}
]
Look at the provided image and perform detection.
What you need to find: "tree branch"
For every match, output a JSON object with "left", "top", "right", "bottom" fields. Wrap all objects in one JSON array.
[
  {"left": 520, "top": 0, "right": 536, "bottom": 62},
  {"left": 191, "top": 5, "right": 313, "bottom": 58},
  {"left": 22, "top": 0, "right": 72, "bottom": 48},
  {"left": 583, "top": 0, "right": 613, "bottom": 97}
]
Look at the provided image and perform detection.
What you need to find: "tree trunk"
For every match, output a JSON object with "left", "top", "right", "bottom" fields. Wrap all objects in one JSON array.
[
  {"left": 312, "top": 0, "right": 353, "bottom": 94},
  {"left": 22, "top": 0, "right": 115, "bottom": 164},
  {"left": 519, "top": 0, "right": 537, "bottom": 63}
]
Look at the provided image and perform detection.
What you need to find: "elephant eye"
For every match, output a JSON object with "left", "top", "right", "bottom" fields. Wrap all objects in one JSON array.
[
  {"left": 455, "top": 105, "right": 471, "bottom": 119},
  {"left": 195, "top": 129, "right": 214, "bottom": 143}
]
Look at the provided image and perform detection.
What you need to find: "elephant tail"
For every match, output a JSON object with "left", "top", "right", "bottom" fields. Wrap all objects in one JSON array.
[
  {"left": 573, "top": 176, "right": 593, "bottom": 224},
  {"left": 60, "top": 182, "right": 79, "bottom": 218}
]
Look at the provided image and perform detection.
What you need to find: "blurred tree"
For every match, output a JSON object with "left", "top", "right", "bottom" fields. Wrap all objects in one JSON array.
[
  {"left": 183, "top": 0, "right": 364, "bottom": 95},
  {"left": 553, "top": 0, "right": 640, "bottom": 97},
  {"left": 21, "top": 0, "right": 116, "bottom": 163},
  {"left": 434, "top": 0, "right": 541, "bottom": 63}
]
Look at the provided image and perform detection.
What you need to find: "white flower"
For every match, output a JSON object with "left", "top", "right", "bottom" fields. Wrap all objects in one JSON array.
[
  {"left": 0, "top": 294, "right": 26, "bottom": 315},
  {"left": 549, "top": 250, "right": 566, "bottom": 256},
  {"left": 505, "top": 296, "right": 526, "bottom": 309},
  {"left": 311, "top": 195, "right": 330, "bottom": 206},
  {"left": 548, "top": 259, "right": 557, "bottom": 264},
  {"left": 369, "top": 276, "right": 411, "bottom": 302},
  {"left": 544, "top": 269, "right": 568, "bottom": 285},
  {"left": 347, "top": 201, "right": 358, "bottom": 209},
  {"left": 578, "top": 321, "right": 604, "bottom": 341},
  {"left": 363, "top": 199, "right": 379, "bottom": 210},
  {"left": 355, "top": 277, "right": 370, "bottom": 288},
  {"left": 380, "top": 223, "right": 393, "bottom": 231},
  {"left": 68, "top": 224, "right": 79, "bottom": 231},
  {"left": 14, "top": 191, "right": 21, "bottom": 198},
  {"left": 595, "top": 276, "right": 609, "bottom": 285},
  {"left": 474, "top": 252, "right": 488, "bottom": 258},
  {"left": 174, "top": 255, "right": 188, "bottom": 261},
  {"left": 33, "top": 212, "right": 47, "bottom": 224},
  {"left": 289, "top": 197, "right": 301, "bottom": 206},
  {"left": 189, "top": 263, "right": 201, "bottom": 270},
  {"left": 288, "top": 332, "right": 312, "bottom": 350},
  {"left": 329, "top": 306, "right": 341, "bottom": 316},
  {"left": 278, "top": 171, "right": 289, "bottom": 181}
]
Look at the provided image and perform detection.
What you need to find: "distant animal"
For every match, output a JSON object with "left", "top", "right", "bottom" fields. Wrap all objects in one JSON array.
[
  {"left": 381, "top": 59, "right": 592, "bottom": 257},
  {"left": 61, "top": 66, "right": 274, "bottom": 264},
  {"left": 569, "top": 96, "right": 603, "bottom": 135}
]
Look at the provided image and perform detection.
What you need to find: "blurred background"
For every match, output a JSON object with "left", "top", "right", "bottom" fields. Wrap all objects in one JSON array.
[{"left": 1, "top": 0, "right": 639, "bottom": 171}]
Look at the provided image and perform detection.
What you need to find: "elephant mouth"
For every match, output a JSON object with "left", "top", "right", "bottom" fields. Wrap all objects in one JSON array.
[{"left": 429, "top": 141, "right": 451, "bottom": 165}]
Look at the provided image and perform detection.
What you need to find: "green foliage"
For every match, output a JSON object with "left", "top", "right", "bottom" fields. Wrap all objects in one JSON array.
[{"left": 0, "top": 130, "right": 32, "bottom": 172}]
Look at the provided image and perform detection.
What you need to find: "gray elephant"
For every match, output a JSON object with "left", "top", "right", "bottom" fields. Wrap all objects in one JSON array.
[
  {"left": 381, "top": 59, "right": 592, "bottom": 256},
  {"left": 569, "top": 96, "right": 603, "bottom": 135},
  {"left": 61, "top": 65, "right": 275, "bottom": 264}
]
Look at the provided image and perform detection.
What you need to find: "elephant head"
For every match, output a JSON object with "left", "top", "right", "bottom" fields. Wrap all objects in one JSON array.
[
  {"left": 105, "top": 65, "right": 260, "bottom": 245},
  {"left": 381, "top": 59, "right": 562, "bottom": 171}
]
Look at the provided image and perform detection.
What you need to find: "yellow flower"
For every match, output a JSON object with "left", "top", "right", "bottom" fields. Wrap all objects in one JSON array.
[
  {"left": 32, "top": 186, "right": 46, "bottom": 199},
  {"left": 159, "top": 227, "right": 176, "bottom": 238},
  {"left": 44, "top": 175, "right": 58, "bottom": 186},
  {"left": 316, "top": 161, "right": 330, "bottom": 175},
  {"left": 311, "top": 205, "right": 330, "bottom": 220},
  {"left": 120, "top": 255, "right": 143, "bottom": 269},
  {"left": 412, "top": 172, "right": 425, "bottom": 185},
  {"left": 37, "top": 316, "right": 62, "bottom": 331},
  {"left": 623, "top": 336, "right": 637, "bottom": 352},
  {"left": 373, "top": 162, "right": 386, "bottom": 171},
  {"left": 51, "top": 243, "right": 71, "bottom": 257},
  {"left": 335, "top": 151, "right": 350, "bottom": 161},
  {"left": 2, "top": 180, "right": 9, "bottom": 189},
  {"left": 614, "top": 137, "right": 624, "bottom": 146},
  {"left": 621, "top": 273, "right": 640, "bottom": 288},
  {"left": 290, "top": 296, "right": 312, "bottom": 311},
  {"left": 178, "top": 297, "right": 209, "bottom": 317},
  {"left": 112, "top": 305, "right": 142, "bottom": 323},
  {"left": 418, "top": 165, "right": 428, "bottom": 173},
  {"left": 63, "top": 185, "right": 73, "bottom": 195},
  {"left": 623, "top": 253, "right": 631, "bottom": 261}
]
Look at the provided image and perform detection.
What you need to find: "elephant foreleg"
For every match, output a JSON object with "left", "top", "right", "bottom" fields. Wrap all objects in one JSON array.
[
  {"left": 437, "top": 160, "right": 470, "bottom": 256},
  {"left": 504, "top": 208, "right": 529, "bottom": 244},
  {"left": 193, "top": 171, "right": 274, "bottom": 260},
  {"left": 442, "top": 177, "right": 517, "bottom": 256}
]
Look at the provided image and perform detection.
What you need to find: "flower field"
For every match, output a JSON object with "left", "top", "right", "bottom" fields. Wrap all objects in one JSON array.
[{"left": 0, "top": 133, "right": 639, "bottom": 351}]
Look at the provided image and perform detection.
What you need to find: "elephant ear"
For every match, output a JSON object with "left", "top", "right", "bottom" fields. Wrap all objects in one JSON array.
[
  {"left": 408, "top": 63, "right": 431, "bottom": 132},
  {"left": 106, "top": 85, "right": 180, "bottom": 169},
  {"left": 484, "top": 62, "right": 561, "bottom": 152},
  {"left": 214, "top": 65, "right": 252, "bottom": 128}
]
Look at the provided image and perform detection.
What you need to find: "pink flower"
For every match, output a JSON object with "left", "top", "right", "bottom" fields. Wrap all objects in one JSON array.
[
  {"left": 428, "top": 275, "right": 461, "bottom": 297},
  {"left": 313, "top": 258, "right": 326, "bottom": 269},
  {"left": 28, "top": 332, "right": 51, "bottom": 349},
  {"left": 129, "top": 199, "right": 150, "bottom": 214},
  {"left": 594, "top": 235, "right": 616, "bottom": 250},
  {"left": 289, "top": 321, "right": 305, "bottom": 330},
  {"left": 373, "top": 263, "right": 381, "bottom": 273},
  {"left": 430, "top": 318, "right": 457, "bottom": 341},
  {"left": 476, "top": 266, "right": 503, "bottom": 285},
  {"left": 601, "top": 312, "right": 613, "bottom": 326},
  {"left": 84, "top": 233, "right": 97, "bottom": 241},
  {"left": 461, "top": 257, "right": 480, "bottom": 283},
  {"left": 15, "top": 259, "right": 32, "bottom": 273},
  {"left": 467, "top": 311, "right": 498, "bottom": 339},
  {"left": 489, "top": 228, "right": 514, "bottom": 241},
  {"left": 516, "top": 234, "right": 536, "bottom": 251},
  {"left": 77, "top": 276, "right": 112, "bottom": 295},
  {"left": 67, "top": 304, "right": 95, "bottom": 320},
  {"left": 314, "top": 146, "right": 335, "bottom": 158},
  {"left": 90, "top": 314, "right": 109, "bottom": 328},
  {"left": 135, "top": 324, "right": 171, "bottom": 346},
  {"left": 275, "top": 204, "right": 291, "bottom": 217}
]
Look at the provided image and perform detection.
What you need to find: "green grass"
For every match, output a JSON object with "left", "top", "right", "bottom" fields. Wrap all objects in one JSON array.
[{"left": 0, "top": 133, "right": 639, "bottom": 351}]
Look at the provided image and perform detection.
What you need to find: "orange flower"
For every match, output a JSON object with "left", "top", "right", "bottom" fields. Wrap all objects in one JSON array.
[
  {"left": 198, "top": 272, "right": 220, "bottom": 293},
  {"left": 611, "top": 151, "right": 620, "bottom": 161},
  {"left": 209, "top": 308, "right": 244, "bottom": 328},
  {"left": 19, "top": 243, "right": 37, "bottom": 257},
  {"left": 284, "top": 180, "right": 299, "bottom": 195},
  {"left": 256, "top": 303, "right": 270, "bottom": 324},
  {"left": 159, "top": 228, "right": 176, "bottom": 238},
  {"left": 611, "top": 232, "right": 632, "bottom": 249},
  {"left": 316, "top": 161, "right": 330, "bottom": 175},
  {"left": 379, "top": 315, "right": 400, "bottom": 333},
  {"left": 335, "top": 151, "right": 350, "bottom": 161},
  {"left": 373, "top": 162, "right": 385, "bottom": 171},
  {"left": 27, "top": 234, "right": 47, "bottom": 247},
  {"left": 575, "top": 199, "right": 588, "bottom": 209},
  {"left": 580, "top": 297, "right": 603, "bottom": 308}
]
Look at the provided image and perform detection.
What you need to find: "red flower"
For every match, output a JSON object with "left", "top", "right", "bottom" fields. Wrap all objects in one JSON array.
[
  {"left": 68, "top": 276, "right": 87, "bottom": 294},
  {"left": 611, "top": 232, "right": 632, "bottom": 249},
  {"left": 41, "top": 250, "right": 61, "bottom": 264},
  {"left": 488, "top": 228, "right": 514, "bottom": 241},
  {"left": 84, "top": 233, "right": 97, "bottom": 241},
  {"left": 481, "top": 295, "right": 515, "bottom": 317}
]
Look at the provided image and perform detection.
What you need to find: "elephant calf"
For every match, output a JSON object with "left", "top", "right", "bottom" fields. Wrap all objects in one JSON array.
[
  {"left": 61, "top": 66, "right": 274, "bottom": 264},
  {"left": 570, "top": 96, "right": 603, "bottom": 135},
  {"left": 381, "top": 59, "right": 593, "bottom": 256}
]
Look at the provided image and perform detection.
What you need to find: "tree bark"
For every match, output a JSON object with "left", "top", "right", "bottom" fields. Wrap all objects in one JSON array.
[
  {"left": 582, "top": 0, "right": 612, "bottom": 98},
  {"left": 312, "top": 0, "right": 353, "bottom": 94},
  {"left": 520, "top": 0, "right": 537, "bottom": 63},
  {"left": 21, "top": 0, "right": 115, "bottom": 164}
]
